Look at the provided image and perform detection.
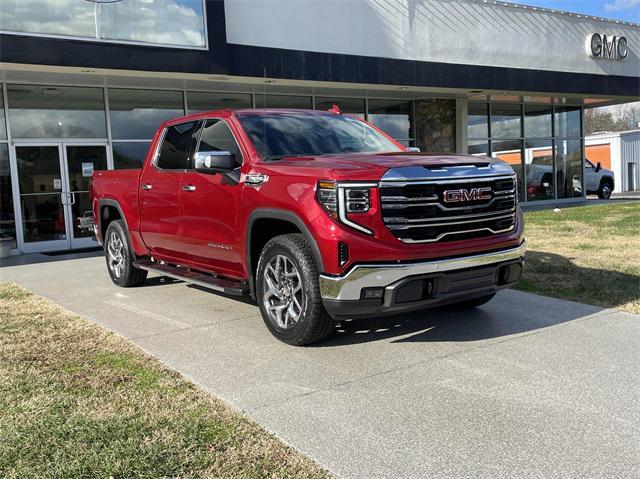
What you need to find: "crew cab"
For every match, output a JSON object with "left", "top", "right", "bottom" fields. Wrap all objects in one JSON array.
[{"left": 90, "top": 108, "right": 525, "bottom": 345}]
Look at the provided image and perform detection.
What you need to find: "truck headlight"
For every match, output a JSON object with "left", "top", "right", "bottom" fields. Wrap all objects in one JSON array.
[{"left": 317, "top": 181, "right": 376, "bottom": 235}]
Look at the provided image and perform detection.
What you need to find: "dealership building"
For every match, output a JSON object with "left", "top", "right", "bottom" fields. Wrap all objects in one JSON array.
[{"left": 0, "top": 0, "right": 638, "bottom": 255}]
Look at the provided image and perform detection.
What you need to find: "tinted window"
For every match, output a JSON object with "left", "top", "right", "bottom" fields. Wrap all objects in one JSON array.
[
  {"left": 108, "top": 88, "right": 184, "bottom": 140},
  {"left": 196, "top": 120, "right": 243, "bottom": 168},
  {"left": 237, "top": 112, "right": 402, "bottom": 160},
  {"left": 157, "top": 122, "right": 197, "bottom": 170},
  {"left": 7, "top": 85, "right": 106, "bottom": 139},
  {"left": 113, "top": 142, "right": 151, "bottom": 170}
]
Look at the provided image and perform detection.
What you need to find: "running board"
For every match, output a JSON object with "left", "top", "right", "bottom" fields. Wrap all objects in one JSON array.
[{"left": 137, "top": 260, "right": 249, "bottom": 296}]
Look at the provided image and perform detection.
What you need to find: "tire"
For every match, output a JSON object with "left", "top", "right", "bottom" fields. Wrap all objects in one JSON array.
[
  {"left": 597, "top": 180, "right": 613, "bottom": 200},
  {"left": 452, "top": 293, "right": 496, "bottom": 310},
  {"left": 256, "top": 233, "right": 334, "bottom": 346},
  {"left": 104, "top": 219, "right": 148, "bottom": 287}
]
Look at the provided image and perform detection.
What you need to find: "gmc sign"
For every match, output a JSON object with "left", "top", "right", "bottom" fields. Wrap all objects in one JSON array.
[
  {"left": 587, "top": 33, "right": 629, "bottom": 61},
  {"left": 443, "top": 187, "right": 492, "bottom": 203}
]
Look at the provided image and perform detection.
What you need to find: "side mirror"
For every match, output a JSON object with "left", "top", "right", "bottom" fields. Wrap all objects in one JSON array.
[
  {"left": 194, "top": 151, "right": 235, "bottom": 173},
  {"left": 406, "top": 146, "right": 421, "bottom": 153},
  {"left": 595, "top": 162, "right": 602, "bottom": 173}
]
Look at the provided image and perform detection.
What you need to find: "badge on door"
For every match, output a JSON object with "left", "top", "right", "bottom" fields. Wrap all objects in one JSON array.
[
  {"left": 82, "top": 162, "right": 94, "bottom": 177},
  {"left": 53, "top": 179, "right": 62, "bottom": 189}
]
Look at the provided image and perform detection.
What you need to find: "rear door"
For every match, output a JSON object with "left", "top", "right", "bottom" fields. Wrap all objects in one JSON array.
[
  {"left": 179, "top": 118, "right": 245, "bottom": 278},
  {"left": 139, "top": 121, "right": 199, "bottom": 262}
]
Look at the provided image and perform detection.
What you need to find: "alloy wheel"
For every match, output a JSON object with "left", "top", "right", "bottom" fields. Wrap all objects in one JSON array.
[
  {"left": 262, "top": 254, "right": 304, "bottom": 329},
  {"left": 107, "top": 232, "right": 125, "bottom": 279}
]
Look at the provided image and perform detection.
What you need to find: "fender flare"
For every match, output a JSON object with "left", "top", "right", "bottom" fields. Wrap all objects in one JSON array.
[
  {"left": 246, "top": 208, "right": 324, "bottom": 297},
  {"left": 98, "top": 199, "right": 134, "bottom": 252}
]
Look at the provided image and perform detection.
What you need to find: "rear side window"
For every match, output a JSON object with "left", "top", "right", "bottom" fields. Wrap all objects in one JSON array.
[
  {"left": 156, "top": 121, "right": 198, "bottom": 170},
  {"left": 196, "top": 119, "right": 243, "bottom": 168}
]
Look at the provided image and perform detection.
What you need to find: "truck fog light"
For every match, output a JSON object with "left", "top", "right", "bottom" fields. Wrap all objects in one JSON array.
[{"left": 361, "top": 287, "right": 384, "bottom": 300}]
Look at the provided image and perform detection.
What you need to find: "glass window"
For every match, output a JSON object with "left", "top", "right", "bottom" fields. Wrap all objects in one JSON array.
[
  {"left": 367, "top": 99, "right": 413, "bottom": 141},
  {"left": 0, "top": 144, "right": 16, "bottom": 249},
  {"left": 7, "top": 85, "right": 106, "bottom": 139},
  {"left": 113, "top": 142, "right": 151, "bottom": 170},
  {"left": 524, "top": 139, "right": 554, "bottom": 201},
  {"left": 187, "top": 92, "right": 252, "bottom": 114},
  {"left": 555, "top": 106, "right": 581, "bottom": 138},
  {"left": 490, "top": 103, "right": 522, "bottom": 139},
  {"left": 195, "top": 119, "right": 243, "bottom": 168},
  {"left": 156, "top": 121, "right": 198, "bottom": 170},
  {"left": 98, "top": 0, "right": 206, "bottom": 48},
  {"left": 556, "top": 139, "right": 583, "bottom": 198},
  {"left": 492, "top": 140, "right": 524, "bottom": 201},
  {"left": 524, "top": 104, "right": 552, "bottom": 138},
  {"left": 0, "top": 0, "right": 96, "bottom": 38},
  {"left": 254, "top": 95, "right": 312, "bottom": 109},
  {"left": 237, "top": 111, "right": 402, "bottom": 160},
  {"left": 0, "top": 87, "right": 6, "bottom": 141},
  {"left": 315, "top": 98, "right": 365, "bottom": 117},
  {"left": 109, "top": 89, "right": 184, "bottom": 140},
  {"left": 468, "top": 102, "right": 488, "bottom": 139},
  {"left": 0, "top": 0, "right": 206, "bottom": 49},
  {"left": 468, "top": 140, "right": 489, "bottom": 156}
]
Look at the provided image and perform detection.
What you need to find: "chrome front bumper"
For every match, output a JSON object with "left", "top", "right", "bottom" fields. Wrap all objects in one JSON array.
[{"left": 319, "top": 242, "right": 526, "bottom": 302}]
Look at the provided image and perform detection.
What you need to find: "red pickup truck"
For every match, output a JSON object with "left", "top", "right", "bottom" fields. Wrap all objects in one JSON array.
[{"left": 90, "top": 108, "right": 525, "bottom": 345}]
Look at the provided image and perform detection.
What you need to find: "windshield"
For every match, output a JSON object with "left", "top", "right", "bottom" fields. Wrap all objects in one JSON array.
[{"left": 236, "top": 112, "right": 403, "bottom": 160}]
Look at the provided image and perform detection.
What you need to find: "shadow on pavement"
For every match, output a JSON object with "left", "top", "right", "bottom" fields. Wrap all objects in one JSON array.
[{"left": 320, "top": 291, "right": 604, "bottom": 347}]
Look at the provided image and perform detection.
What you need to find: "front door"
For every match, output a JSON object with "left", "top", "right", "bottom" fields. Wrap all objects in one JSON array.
[
  {"left": 179, "top": 118, "right": 244, "bottom": 277},
  {"left": 14, "top": 143, "right": 108, "bottom": 253}
]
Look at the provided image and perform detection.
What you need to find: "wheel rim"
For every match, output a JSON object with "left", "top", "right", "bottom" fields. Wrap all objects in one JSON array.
[
  {"left": 262, "top": 254, "right": 304, "bottom": 329},
  {"left": 107, "top": 231, "right": 125, "bottom": 279},
  {"left": 603, "top": 185, "right": 611, "bottom": 198}
]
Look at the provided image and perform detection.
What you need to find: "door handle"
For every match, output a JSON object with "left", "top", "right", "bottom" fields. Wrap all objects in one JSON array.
[
  {"left": 182, "top": 185, "right": 197, "bottom": 192},
  {"left": 69, "top": 192, "right": 76, "bottom": 206},
  {"left": 141, "top": 184, "right": 153, "bottom": 190}
]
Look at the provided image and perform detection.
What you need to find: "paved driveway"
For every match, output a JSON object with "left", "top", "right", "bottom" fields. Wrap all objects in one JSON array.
[{"left": 2, "top": 252, "right": 639, "bottom": 478}]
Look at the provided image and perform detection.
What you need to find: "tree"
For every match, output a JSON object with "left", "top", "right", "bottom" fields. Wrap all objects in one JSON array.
[{"left": 584, "top": 109, "right": 616, "bottom": 134}]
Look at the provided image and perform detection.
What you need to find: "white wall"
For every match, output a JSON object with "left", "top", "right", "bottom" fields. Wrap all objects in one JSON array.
[{"left": 225, "top": 0, "right": 640, "bottom": 79}]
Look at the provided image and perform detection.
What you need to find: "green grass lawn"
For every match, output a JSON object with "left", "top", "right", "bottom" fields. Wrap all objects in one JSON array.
[
  {"left": 0, "top": 283, "right": 331, "bottom": 479},
  {"left": 518, "top": 202, "right": 640, "bottom": 314}
]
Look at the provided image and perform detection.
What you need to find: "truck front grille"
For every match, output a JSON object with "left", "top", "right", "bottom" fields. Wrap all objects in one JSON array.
[{"left": 380, "top": 176, "right": 517, "bottom": 243}]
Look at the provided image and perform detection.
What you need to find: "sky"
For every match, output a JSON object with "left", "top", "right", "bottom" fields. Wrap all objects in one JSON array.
[{"left": 515, "top": 0, "right": 640, "bottom": 23}]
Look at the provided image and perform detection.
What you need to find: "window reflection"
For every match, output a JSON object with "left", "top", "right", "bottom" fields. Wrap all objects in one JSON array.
[
  {"left": 524, "top": 104, "right": 552, "bottom": 138},
  {"left": 555, "top": 107, "right": 581, "bottom": 138},
  {"left": 108, "top": 89, "right": 183, "bottom": 140},
  {"left": 0, "top": 89, "right": 6, "bottom": 141},
  {"left": 468, "top": 140, "right": 489, "bottom": 156},
  {"left": 98, "top": 0, "right": 206, "bottom": 48},
  {"left": 315, "top": 98, "right": 365, "bottom": 117},
  {"left": 7, "top": 85, "right": 106, "bottom": 139},
  {"left": 0, "top": 0, "right": 207, "bottom": 48},
  {"left": 524, "top": 139, "right": 554, "bottom": 201},
  {"left": 491, "top": 103, "right": 521, "bottom": 139},
  {"left": 112, "top": 142, "right": 151, "bottom": 170},
  {"left": 187, "top": 92, "right": 252, "bottom": 114},
  {"left": 367, "top": 99, "right": 414, "bottom": 142},
  {"left": 468, "top": 103, "right": 488, "bottom": 139},
  {"left": 556, "top": 139, "right": 583, "bottom": 198},
  {"left": 0, "top": 144, "right": 16, "bottom": 249},
  {"left": 492, "top": 140, "right": 524, "bottom": 201},
  {"left": 254, "top": 95, "right": 312, "bottom": 109},
  {"left": 0, "top": 0, "right": 95, "bottom": 38}
]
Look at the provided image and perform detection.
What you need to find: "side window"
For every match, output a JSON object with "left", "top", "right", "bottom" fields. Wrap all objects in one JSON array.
[
  {"left": 196, "top": 119, "right": 243, "bottom": 168},
  {"left": 157, "top": 121, "right": 198, "bottom": 170},
  {"left": 585, "top": 160, "right": 594, "bottom": 169}
]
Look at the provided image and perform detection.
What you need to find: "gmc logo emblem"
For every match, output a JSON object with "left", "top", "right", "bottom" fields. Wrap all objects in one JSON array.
[{"left": 443, "top": 187, "right": 492, "bottom": 203}]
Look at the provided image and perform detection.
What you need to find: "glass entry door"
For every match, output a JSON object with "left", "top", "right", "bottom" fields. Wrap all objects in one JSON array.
[
  {"left": 64, "top": 144, "right": 107, "bottom": 249},
  {"left": 14, "top": 143, "right": 108, "bottom": 253}
]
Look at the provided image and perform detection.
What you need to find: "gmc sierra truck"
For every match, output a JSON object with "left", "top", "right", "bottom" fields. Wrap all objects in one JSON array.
[{"left": 90, "top": 108, "right": 525, "bottom": 345}]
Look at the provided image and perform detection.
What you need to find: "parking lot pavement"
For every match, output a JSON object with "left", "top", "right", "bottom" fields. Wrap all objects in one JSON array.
[{"left": 2, "top": 253, "right": 639, "bottom": 478}]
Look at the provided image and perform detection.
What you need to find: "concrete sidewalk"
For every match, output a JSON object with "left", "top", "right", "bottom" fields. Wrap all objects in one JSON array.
[{"left": 2, "top": 253, "right": 639, "bottom": 478}]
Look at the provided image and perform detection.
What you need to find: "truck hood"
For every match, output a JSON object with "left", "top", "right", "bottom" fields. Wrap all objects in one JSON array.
[{"left": 259, "top": 152, "right": 511, "bottom": 181}]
